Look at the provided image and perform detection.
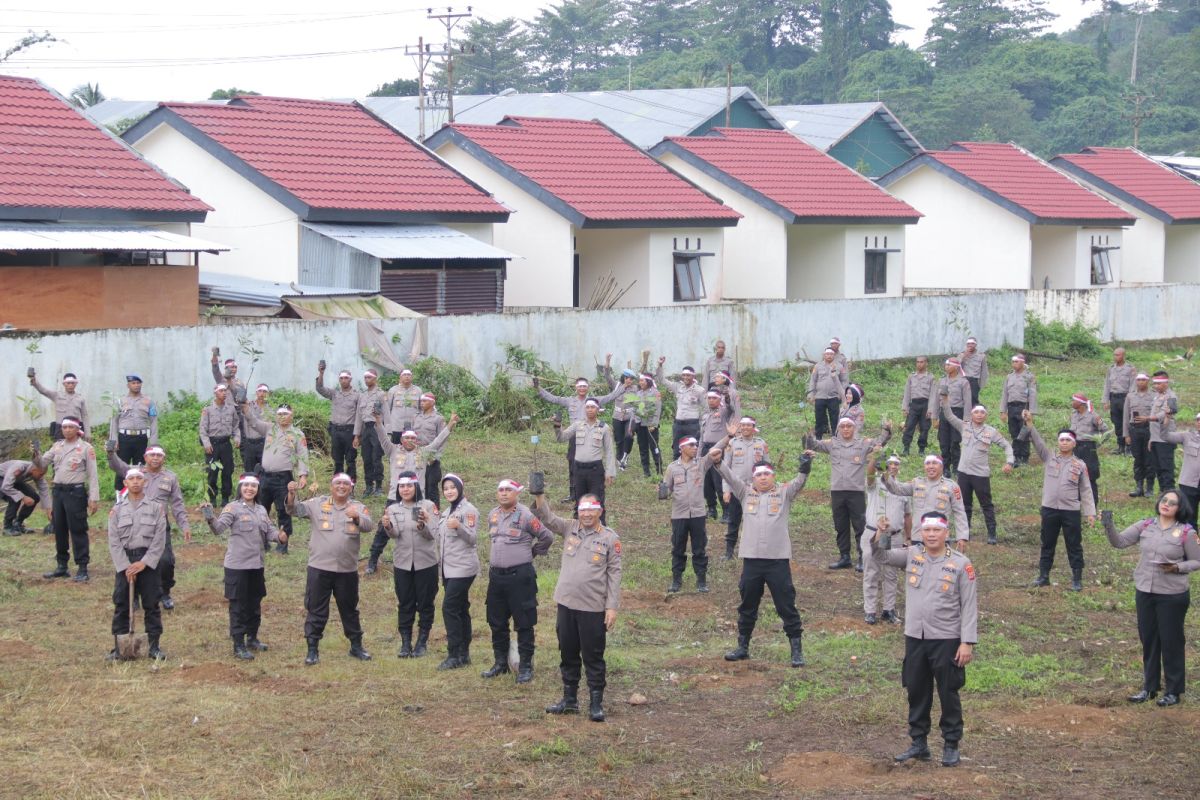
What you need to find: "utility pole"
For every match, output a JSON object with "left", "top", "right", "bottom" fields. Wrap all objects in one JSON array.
[
  {"left": 404, "top": 36, "right": 446, "bottom": 141},
  {"left": 1123, "top": 2, "right": 1154, "bottom": 150},
  {"left": 427, "top": 6, "right": 473, "bottom": 122},
  {"left": 725, "top": 63, "right": 732, "bottom": 128}
]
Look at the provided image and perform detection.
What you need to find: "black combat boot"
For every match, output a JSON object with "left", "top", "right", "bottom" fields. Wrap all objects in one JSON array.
[
  {"left": 1030, "top": 571, "right": 1050, "bottom": 587},
  {"left": 304, "top": 639, "right": 320, "bottom": 666},
  {"left": 827, "top": 554, "right": 852, "bottom": 570},
  {"left": 789, "top": 636, "right": 805, "bottom": 667},
  {"left": 588, "top": 689, "right": 606, "bottom": 722},
  {"left": 43, "top": 560, "right": 70, "bottom": 579},
  {"left": 895, "top": 736, "right": 931, "bottom": 763},
  {"left": 160, "top": 594, "right": 174, "bottom": 609},
  {"left": 436, "top": 652, "right": 462, "bottom": 671},
  {"left": 72, "top": 565, "right": 89, "bottom": 583},
  {"left": 1129, "top": 481, "right": 1144, "bottom": 497},
  {"left": 1070, "top": 568, "right": 1083, "bottom": 592},
  {"left": 364, "top": 558, "right": 378, "bottom": 575},
  {"left": 247, "top": 634, "right": 268, "bottom": 652},
  {"left": 233, "top": 635, "right": 254, "bottom": 661},
  {"left": 481, "top": 652, "right": 510, "bottom": 678},
  {"left": 459, "top": 642, "right": 471, "bottom": 666},
  {"left": 696, "top": 572, "right": 709, "bottom": 593},
  {"left": 147, "top": 635, "right": 167, "bottom": 660},
  {"left": 348, "top": 637, "right": 372, "bottom": 660},
  {"left": 413, "top": 629, "right": 429, "bottom": 658},
  {"left": 397, "top": 631, "right": 413, "bottom": 658},
  {"left": 545, "top": 684, "right": 579, "bottom": 714},
  {"left": 724, "top": 635, "right": 750, "bottom": 662},
  {"left": 275, "top": 541, "right": 289, "bottom": 555},
  {"left": 941, "top": 742, "right": 960, "bottom": 767},
  {"left": 516, "top": 658, "right": 534, "bottom": 684},
  {"left": 668, "top": 574, "right": 682, "bottom": 593},
  {"left": 724, "top": 542, "right": 735, "bottom": 561}
]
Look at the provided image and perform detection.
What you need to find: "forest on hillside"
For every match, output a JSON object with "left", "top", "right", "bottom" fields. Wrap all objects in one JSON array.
[{"left": 391, "top": 0, "right": 1200, "bottom": 156}]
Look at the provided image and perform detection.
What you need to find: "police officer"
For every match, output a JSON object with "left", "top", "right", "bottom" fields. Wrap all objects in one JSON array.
[
  {"left": 386, "top": 368, "right": 423, "bottom": 444},
  {"left": 900, "top": 356, "right": 935, "bottom": 456},
  {"left": 533, "top": 493, "right": 622, "bottom": 723},
  {"left": 1103, "top": 348, "right": 1137, "bottom": 456},
  {"left": 656, "top": 358, "right": 705, "bottom": 459},
  {"left": 882, "top": 454, "right": 971, "bottom": 550},
  {"left": 30, "top": 369, "right": 89, "bottom": 440},
  {"left": 113, "top": 374, "right": 158, "bottom": 491},
  {"left": 720, "top": 417, "right": 769, "bottom": 560},
  {"left": 1070, "top": 393, "right": 1108, "bottom": 508},
  {"left": 660, "top": 436, "right": 713, "bottom": 594},
  {"left": 482, "top": 479, "right": 554, "bottom": 684},
  {"left": 287, "top": 474, "right": 373, "bottom": 665},
  {"left": 939, "top": 398, "right": 1014, "bottom": 545},
  {"left": 630, "top": 374, "right": 663, "bottom": 479},
  {"left": 1000, "top": 354, "right": 1037, "bottom": 466},
  {"left": 828, "top": 337, "right": 851, "bottom": 381},
  {"left": 413, "top": 393, "right": 446, "bottom": 505},
  {"left": 809, "top": 417, "right": 894, "bottom": 570},
  {"left": 435, "top": 474, "right": 480, "bottom": 670},
  {"left": 703, "top": 339, "right": 737, "bottom": 388},
  {"left": 1149, "top": 372, "right": 1179, "bottom": 491},
  {"left": 936, "top": 359, "right": 971, "bottom": 476},
  {"left": 243, "top": 404, "right": 310, "bottom": 554},
  {"left": 38, "top": 417, "right": 99, "bottom": 582},
  {"left": 202, "top": 474, "right": 284, "bottom": 660},
  {"left": 354, "top": 369, "right": 387, "bottom": 497},
  {"left": 106, "top": 468, "right": 168, "bottom": 661},
  {"left": 317, "top": 364, "right": 360, "bottom": 487},
  {"left": 537, "top": 375, "right": 622, "bottom": 498},
  {"left": 807, "top": 348, "right": 845, "bottom": 440},
  {"left": 1125, "top": 373, "right": 1156, "bottom": 497},
  {"left": 1, "top": 458, "right": 49, "bottom": 536},
  {"left": 107, "top": 443, "right": 190, "bottom": 610},
  {"left": 862, "top": 453, "right": 910, "bottom": 625},
  {"left": 713, "top": 448, "right": 811, "bottom": 667},
  {"left": 382, "top": 472, "right": 439, "bottom": 659},
  {"left": 603, "top": 357, "right": 638, "bottom": 469},
  {"left": 210, "top": 348, "right": 247, "bottom": 402},
  {"left": 240, "top": 384, "right": 271, "bottom": 475},
  {"left": 555, "top": 398, "right": 615, "bottom": 523},
  {"left": 958, "top": 337, "right": 988, "bottom": 408},
  {"left": 1021, "top": 411, "right": 1097, "bottom": 592},
  {"left": 873, "top": 511, "right": 978, "bottom": 768},
  {"left": 200, "top": 384, "right": 240, "bottom": 507},
  {"left": 1163, "top": 414, "right": 1200, "bottom": 523},
  {"left": 699, "top": 389, "right": 735, "bottom": 521}
]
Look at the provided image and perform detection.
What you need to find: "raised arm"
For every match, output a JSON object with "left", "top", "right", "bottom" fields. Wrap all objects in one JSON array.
[
  {"left": 1104, "top": 516, "right": 1144, "bottom": 549},
  {"left": 940, "top": 396, "right": 963, "bottom": 432},
  {"left": 315, "top": 373, "right": 334, "bottom": 400},
  {"left": 531, "top": 494, "right": 573, "bottom": 536},
  {"left": 882, "top": 473, "right": 913, "bottom": 497},
  {"left": 32, "top": 377, "right": 56, "bottom": 402},
  {"left": 555, "top": 420, "right": 579, "bottom": 444},
  {"left": 716, "top": 461, "right": 746, "bottom": 501}
]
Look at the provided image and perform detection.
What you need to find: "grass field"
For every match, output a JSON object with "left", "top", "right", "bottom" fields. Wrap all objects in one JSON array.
[{"left": 2, "top": 335, "right": 1200, "bottom": 799}]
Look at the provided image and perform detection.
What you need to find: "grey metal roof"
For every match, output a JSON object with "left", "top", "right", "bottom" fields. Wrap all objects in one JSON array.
[
  {"left": 363, "top": 87, "right": 781, "bottom": 148},
  {"left": 199, "top": 270, "right": 370, "bottom": 307},
  {"left": 1155, "top": 155, "right": 1200, "bottom": 182},
  {"left": 300, "top": 222, "right": 515, "bottom": 260},
  {"left": 0, "top": 221, "right": 227, "bottom": 252},
  {"left": 768, "top": 102, "right": 922, "bottom": 154},
  {"left": 83, "top": 98, "right": 227, "bottom": 129}
]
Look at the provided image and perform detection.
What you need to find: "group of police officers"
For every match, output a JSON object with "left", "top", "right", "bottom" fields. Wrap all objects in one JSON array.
[{"left": 3, "top": 336, "right": 1196, "bottom": 760}]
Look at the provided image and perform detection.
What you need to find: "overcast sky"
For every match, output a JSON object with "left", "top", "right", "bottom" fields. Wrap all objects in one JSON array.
[{"left": 1, "top": 1, "right": 1093, "bottom": 102}]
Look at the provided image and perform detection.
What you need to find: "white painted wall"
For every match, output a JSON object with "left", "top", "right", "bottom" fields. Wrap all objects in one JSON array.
[
  {"left": 445, "top": 222, "right": 496, "bottom": 245},
  {"left": 841, "top": 226, "right": 906, "bottom": 298},
  {"left": 1067, "top": 188, "right": 1162, "bottom": 284},
  {"left": 886, "top": 167, "right": 1031, "bottom": 290},
  {"left": 1165, "top": 226, "right": 1200, "bottom": 283},
  {"left": 434, "top": 142, "right": 575, "bottom": 306},
  {"left": 129, "top": 123, "right": 300, "bottom": 282},
  {"left": 649, "top": 229, "right": 724, "bottom": 305},
  {"left": 575, "top": 228, "right": 650, "bottom": 306},
  {"left": 787, "top": 225, "right": 845, "bottom": 299},
  {"left": 1030, "top": 226, "right": 1077, "bottom": 289},
  {"left": 1080, "top": 228, "right": 1124, "bottom": 288}
]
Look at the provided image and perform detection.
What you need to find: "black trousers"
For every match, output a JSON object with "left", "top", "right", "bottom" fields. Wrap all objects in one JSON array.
[
  {"left": 1180, "top": 484, "right": 1200, "bottom": 527},
  {"left": 725, "top": 495, "right": 743, "bottom": 548},
  {"left": 966, "top": 377, "right": 981, "bottom": 408},
  {"left": 224, "top": 567, "right": 266, "bottom": 639},
  {"left": 368, "top": 498, "right": 399, "bottom": 563},
  {"left": 1152, "top": 442, "right": 1177, "bottom": 491},
  {"left": 259, "top": 471, "right": 293, "bottom": 535},
  {"left": 52, "top": 483, "right": 89, "bottom": 567},
  {"left": 613, "top": 419, "right": 632, "bottom": 461},
  {"left": 329, "top": 424, "right": 357, "bottom": 483},
  {"left": 1075, "top": 441, "right": 1101, "bottom": 507},
  {"left": 814, "top": 398, "right": 839, "bottom": 439},
  {"left": 1109, "top": 394, "right": 1127, "bottom": 452},
  {"left": 4, "top": 480, "right": 38, "bottom": 527},
  {"left": 573, "top": 460, "right": 607, "bottom": 524},
  {"left": 206, "top": 437, "right": 234, "bottom": 503},
  {"left": 670, "top": 418, "right": 700, "bottom": 460},
  {"left": 957, "top": 472, "right": 996, "bottom": 537},
  {"left": 700, "top": 442, "right": 725, "bottom": 514},
  {"left": 902, "top": 399, "right": 931, "bottom": 452},
  {"left": 939, "top": 407, "right": 964, "bottom": 473},
  {"left": 159, "top": 528, "right": 176, "bottom": 596},
  {"left": 556, "top": 604, "right": 607, "bottom": 690},
  {"left": 111, "top": 549, "right": 162, "bottom": 636},
  {"left": 1039, "top": 506, "right": 1083, "bottom": 573},
  {"left": 486, "top": 563, "right": 538, "bottom": 662},
  {"left": 424, "top": 459, "right": 443, "bottom": 508},
  {"left": 240, "top": 438, "right": 264, "bottom": 474},
  {"left": 634, "top": 424, "right": 661, "bottom": 476},
  {"left": 831, "top": 490, "right": 867, "bottom": 558},
  {"left": 1130, "top": 425, "right": 1153, "bottom": 485},
  {"left": 360, "top": 422, "right": 384, "bottom": 489},
  {"left": 49, "top": 421, "right": 63, "bottom": 441},
  {"left": 903, "top": 636, "right": 965, "bottom": 743},
  {"left": 737, "top": 558, "right": 803, "bottom": 639},
  {"left": 1006, "top": 403, "right": 1029, "bottom": 463},
  {"left": 442, "top": 574, "right": 475, "bottom": 656},
  {"left": 115, "top": 433, "right": 148, "bottom": 491},
  {"left": 393, "top": 564, "right": 439, "bottom": 634},
  {"left": 671, "top": 516, "right": 708, "bottom": 577},
  {"left": 304, "top": 567, "right": 362, "bottom": 642},
  {"left": 566, "top": 437, "right": 577, "bottom": 498},
  {"left": 1135, "top": 589, "right": 1190, "bottom": 696}
]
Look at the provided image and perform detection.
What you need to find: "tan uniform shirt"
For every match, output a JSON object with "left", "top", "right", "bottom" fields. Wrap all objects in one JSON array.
[
  {"left": 811, "top": 428, "right": 892, "bottom": 492},
  {"left": 116, "top": 393, "right": 158, "bottom": 443},
  {"left": 721, "top": 434, "right": 769, "bottom": 493},
  {"left": 486, "top": 503, "right": 552, "bottom": 568},
  {"left": 605, "top": 372, "right": 638, "bottom": 422},
  {"left": 40, "top": 438, "right": 99, "bottom": 502},
  {"left": 902, "top": 372, "right": 935, "bottom": 417},
  {"left": 384, "top": 499, "right": 439, "bottom": 571},
  {"left": 107, "top": 496, "right": 167, "bottom": 571},
  {"left": 1163, "top": 429, "right": 1200, "bottom": 488},
  {"left": 211, "top": 362, "right": 246, "bottom": 401},
  {"left": 865, "top": 475, "right": 910, "bottom": 534},
  {"left": 247, "top": 418, "right": 310, "bottom": 476},
  {"left": 436, "top": 499, "right": 480, "bottom": 579},
  {"left": 292, "top": 496, "right": 372, "bottom": 573},
  {"left": 533, "top": 503, "right": 622, "bottom": 612},
  {"left": 663, "top": 457, "right": 713, "bottom": 519},
  {"left": 557, "top": 420, "right": 616, "bottom": 476},
  {"left": 1150, "top": 389, "right": 1179, "bottom": 443},
  {"left": 1123, "top": 389, "right": 1155, "bottom": 438},
  {"left": 32, "top": 378, "right": 89, "bottom": 433},
  {"left": 378, "top": 426, "right": 451, "bottom": 500},
  {"left": 704, "top": 354, "right": 736, "bottom": 387},
  {"left": 386, "top": 384, "right": 424, "bottom": 433},
  {"left": 212, "top": 500, "right": 279, "bottom": 569},
  {"left": 699, "top": 405, "right": 733, "bottom": 444},
  {"left": 412, "top": 410, "right": 446, "bottom": 447},
  {"left": 316, "top": 378, "right": 359, "bottom": 426},
  {"left": 882, "top": 474, "right": 970, "bottom": 543},
  {"left": 1103, "top": 362, "right": 1137, "bottom": 403},
  {"left": 808, "top": 361, "right": 844, "bottom": 400},
  {"left": 718, "top": 462, "right": 807, "bottom": 559},
  {"left": 937, "top": 375, "right": 971, "bottom": 410},
  {"left": 0, "top": 460, "right": 50, "bottom": 510},
  {"left": 1106, "top": 518, "right": 1200, "bottom": 594},
  {"left": 242, "top": 399, "right": 268, "bottom": 441},
  {"left": 108, "top": 452, "right": 189, "bottom": 533},
  {"left": 940, "top": 400, "right": 1013, "bottom": 476},
  {"left": 1024, "top": 427, "right": 1097, "bottom": 514},
  {"left": 1069, "top": 409, "right": 1108, "bottom": 442},
  {"left": 199, "top": 401, "right": 240, "bottom": 447},
  {"left": 832, "top": 351, "right": 850, "bottom": 382},
  {"left": 875, "top": 542, "right": 978, "bottom": 642},
  {"left": 1000, "top": 370, "right": 1038, "bottom": 411},
  {"left": 655, "top": 366, "right": 705, "bottom": 421},
  {"left": 631, "top": 387, "right": 662, "bottom": 427},
  {"left": 355, "top": 386, "right": 387, "bottom": 436},
  {"left": 539, "top": 385, "right": 623, "bottom": 424},
  {"left": 959, "top": 350, "right": 988, "bottom": 385}
]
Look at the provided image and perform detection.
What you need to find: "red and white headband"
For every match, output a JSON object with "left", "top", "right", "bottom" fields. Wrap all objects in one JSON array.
[
  {"left": 214, "top": 384, "right": 227, "bottom": 393},
  {"left": 677, "top": 436, "right": 698, "bottom": 448},
  {"left": 60, "top": 417, "right": 82, "bottom": 428},
  {"left": 706, "top": 390, "right": 721, "bottom": 399},
  {"left": 364, "top": 369, "right": 377, "bottom": 379},
  {"left": 924, "top": 454, "right": 943, "bottom": 465},
  {"left": 575, "top": 379, "right": 590, "bottom": 387},
  {"left": 338, "top": 370, "right": 352, "bottom": 379},
  {"left": 1135, "top": 373, "right": 1149, "bottom": 381},
  {"left": 331, "top": 473, "right": 355, "bottom": 486},
  {"left": 1058, "top": 431, "right": 1077, "bottom": 442},
  {"left": 920, "top": 517, "right": 949, "bottom": 530},
  {"left": 421, "top": 393, "right": 436, "bottom": 402},
  {"left": 577, "top": 499, "right": 603, "bottom": 511},
  {"left": 238, "top": 474, "right": 259, "bottom": 485},
  {"left": 945, "top": 358, "right": 962, "bottom": 368},
  {"left": 256, "top": 383, "right": 270, "bottom": 392},
  {"left": 1153, "top": 376, "right": 1169, "bottom": 384},
  {"left": 497, "top": 479, "right": 523, "bottom": 492},
  {"left": 752, "top": 464, "right": 775, "bottom": 477},
  {"left": 396, "top": 475, "right": 418, "bottom": 486},
  {"left": 124, "top": 467, "right": 145, "bottom": 479},
  {"left": 400, "top": 369, "right": 413, "bottom": 376},
  {"left": 401, "top": 429, "right": 418, "bottom": 439},
  {"left": 739, "top": 416, "right": 756, "bottom": 426},
  {"left": 584, "top": 398, "right": 601, "bottom": 408},
  {"left": 971, "top": 404, "right": 987, "bottom": 413},
  {"left": 145, "top": 445, "right": 165, "bottom": 456},
  {"left": 224, "top": 358, "right": 236, "bottom": 366},
  {"left": 829, "top": 337, "right": 841, "bottom": 345},
  {"left": 1011, "top": 354, "right": 1025, "bottom": 363},
  {"left": 680, "top": 367, "right": 695, "bottom": 375}
]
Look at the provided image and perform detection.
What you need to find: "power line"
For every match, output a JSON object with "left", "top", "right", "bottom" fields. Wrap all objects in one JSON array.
[
  {"left": 6, "top": 45, "right": 407, "bottom": 69},
  {"left": 0, "top": 11, "right": 418, "bottom": 35}
]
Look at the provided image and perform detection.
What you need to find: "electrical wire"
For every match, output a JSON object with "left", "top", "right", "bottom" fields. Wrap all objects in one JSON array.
[{"left": 7, "top": 45, "right": 407, "bottom": 69}]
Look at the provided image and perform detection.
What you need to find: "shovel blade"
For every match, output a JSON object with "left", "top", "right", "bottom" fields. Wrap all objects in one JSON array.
[{"left": 116, "top": 632, "right": 149, "bottom": 660}]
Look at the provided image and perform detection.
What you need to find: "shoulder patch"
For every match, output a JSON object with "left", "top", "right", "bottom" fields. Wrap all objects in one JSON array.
[
  {"left": 613, "top": 540, "right": 621, "bottom": 555},
  {"left": 951, "top": 485, "right": 962, "bottom": 499},
  {"left": 466, "top": 512, "right": 477, "bottom": 527},
  {"left": 530, "top": 517, "right": 543, "bottom": 532},
  {"left": 965, "top": 564, "right": 976, "bottom": 581},
  {"left": 223, "top": 504, "right": 234, "bottom": 513}
]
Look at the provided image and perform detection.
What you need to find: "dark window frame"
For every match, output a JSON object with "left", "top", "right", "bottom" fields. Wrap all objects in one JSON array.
[
  {"left": 864, "top": 250, "right": 888, "bottom": 295},
  {"left": 673, "top": 254, "right": 706, "bottom": 302}
]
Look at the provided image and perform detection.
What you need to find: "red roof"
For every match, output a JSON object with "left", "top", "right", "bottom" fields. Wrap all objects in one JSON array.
[
  {"left": 438, "top": 117, "right": 740, "bottom": 224},
  {"left": 1052, "top": 147, "right": 1200, "bottom": 223},
  {"left": 0, "top": 75, "right": 209, "bottom": 216},
  {"left": 157, "top": 96, "right": 507, "bottom": 216},
  {"left": 659, "top": 128, "right": 920, "bottom": 221},
  {"left": 923, "top": 142, "right": 1133, "bottom": 224}
]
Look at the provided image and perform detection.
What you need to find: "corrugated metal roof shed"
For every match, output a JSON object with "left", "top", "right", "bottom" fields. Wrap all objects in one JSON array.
[
  {"left": 199, "top": 271, "right": 370, "bottom": 307},
  {"left": 300, "top": 222, "right": 516, "bottom": 260},
  {"left": 0, "top": 221, "right": 227, "bottom": 251},
  {"left": 769, "top": 102, "right": 922, "bottom": 154}
]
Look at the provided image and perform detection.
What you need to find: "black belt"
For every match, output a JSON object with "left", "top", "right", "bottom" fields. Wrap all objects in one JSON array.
[
  {"left": 1006, "top": 401, "right": 1028, "bottom": 407},
  {"left": 124, "top": 546, "right": 148, "bottom": 559},
  {"left": 1075, "top": 440, "right": 1098, "bottom": 450},
  {"left": 910, "top": 398, "right": 929, "bottom": 406},
  {"left": 490, "top": 563, "right": 531, "bottom": 576},
  {"left": 1130, "top": 422, "right": 1150, "bottom": 428},
  {"left": 330, "top": 423, "right": 354, "bottom": 430},
  {"left": 210, "top": 436, "right": 231, "bottom": 443},
  {"left": 262, "top": 470, "right": 293, "bottom": 478},
  {"left": 576, "top": 460, "right": 602, "bottom": 469},
  {"left": 53, "top": 483, "right": 85, "bottom": 491},
  {"left": 1110, "top": 393, "right": 1127, "bottom": 399}
]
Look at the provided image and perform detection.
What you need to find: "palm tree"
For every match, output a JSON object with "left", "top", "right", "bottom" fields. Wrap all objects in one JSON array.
[{"left": 69, "top": 83, "right": 106, "bottom": 109}]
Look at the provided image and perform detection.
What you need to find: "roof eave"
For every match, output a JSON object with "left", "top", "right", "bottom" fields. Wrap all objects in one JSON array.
[
  {"left": 300, "top": 209, "right": 510, "bottom": 224},
  {"left": 578, "top": 217, "right": 740, "bottom": 229},
  {"left": 789, "top": 215, "right": 922, "bottom": 226},
  {"left": 650, "top": 140, "right": 796, "bottom": 223},
  {"left": 1049, "top": 158, "right": 1175, "bottom": 225},
  {"left": 880, "top": 156, "right": 1042, "bottom": 224},
  {"left": 0, "top": 206, "right": 207, "bottom": 223},
  {"left": 1031, "top": 217, "right": 1137, "bottom": 227}
]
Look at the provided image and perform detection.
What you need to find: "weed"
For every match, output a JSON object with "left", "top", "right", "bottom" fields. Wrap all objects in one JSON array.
[
  {"left": 523, "top": 737, "right": 573, "bottom": 760},
  {"left": 1024, "top": 313, "right": 1105, "bottom": 358}
]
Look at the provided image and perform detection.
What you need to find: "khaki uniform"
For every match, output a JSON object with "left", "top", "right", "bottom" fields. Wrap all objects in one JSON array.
[
  {"left": 377, "top": 425, "right": 451, "bottom": 500},
  {"left": 318, "top": 377, "right": 361, "bottom": 484},
  {"left": 292, "top": 496, "right": 372, "bottom": 573},
  {"left": 386, "top": 384, "right": 424, "bottom": 434},
  {"left": 200, "top": 399, "right": 240, "bottom": 505},
  {"left": 115, "top": 393, "right": 158, "bottom": 444},
  {"left": 212, "top": 500, "right": 280, "bottom": 569},
  {"left": 32, "top": 378, "right": 89, "bottom": 435},
  {"left": 211, "top": 362, "right": 246, "bottom": 401},
  {"left": 1103, "top": 363, "right": 1137, "bottom": 402},
  {"left": 355, "top": 387, "right": 388, "bottom": 435},
  {"left": 1150, "top": 389, "right": 1179, "bottom": 443},
  {"left": 1024, "top": 425, "right": 1096, "bottom": 579},
  {"left": 41, "top": 439, "right": 100, "bottom": 502},
  {"left": 355, "top": 387, "right": 388, "bottom": 492},
  {"left": 316, "top": 378, "right": 359, "bottom": 425},
  {"left": 808, "top": 361, "right": 844, "bottom": 400},
  {"left": 558, "top": 420, "right": 616, "bottom": 476},
  {"left": 1124, "top": 388, "right": 1157, "bottom": 489},
  {"left": 1163, "top": 429, "right": 1200, "bottom": 489},
  {"left": 436, "top": 500, "right": 480, "bottom": 579},
  {"left": 412, "top": 410, "right": 446, "bottom": 445},
  {"left": 107, "top": 452, "right": 189, "bottom": 600},
  {"left": 199, "top": 401, "right": 240, "bottom": 446},
  {"left": 704, "top": 354, "right": 736, "bottom": 388},
  {"left": 958, "top": 350, "right": 988, "bottom": 388},
  {"left": 882, "top": 473, "right": 970, "bottom": 543},
  {"left": 1000, "top": 370, "right": 1038, "bottom": 410},
  {"left": 861, "top": 475, "right": 909, "bottom": 614},
  {"left": 941, "top": 404, "right": 1013, "bottom": 476},
  {"left": 485, "top": 502, "right": 553, "bottom": 667},
  {"left": 902, "top": 372, "right": 936, "bottom": 418},
  {"left": 246, "top": 418, "right": 310, "bottom": 476},
  {"left": 1107, "top": 518, "right": 1200, "bottom": 594},
  {"left": 108, "top": 495, "right": 168, "bottom": 638},
  {"left": 721, "top": 435, "right": 769, "bottom": 492},
  {"left": 1, "top": 459, "right": 51, "bottom": 515},
  {"left": 832, "top": 351, "right": 850, "bottom": 382},
  {"left": 383, "top": 500, "right": 439, "bottom": 571},
  {"left": 811, "top": 430, "right": 892, "bottom": 492},
  {"left": 486, "top": 503, "right": 552, "bottom": 568},
  {"left": 40, "top": 437, "right": 99, "bottom": 570},
  {"left": 664, "top": 457, "right": 712, "bottom": 519},
  {"left": 242, "top": 400, "right": 268, "bottom": 441},
  {"left": 1124, "top": 390, "right": 1155, "bottom": 438}
]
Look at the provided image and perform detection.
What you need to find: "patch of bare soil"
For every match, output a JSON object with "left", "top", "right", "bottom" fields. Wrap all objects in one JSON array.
[
  {"left": 770, "top": 750, "right": 996, "bottom": 796},
  {"left": 806, "top": 614, "right": 889, "bottom": 637},
  {"left": 180, "top": 587, "right": 228, "bottom": 609},
  {"left": 1002, "top": 704, "right": 1130, "bottom": 740},
  {"left": 174, "top": 661, "right": 315, "bottom": 693},
  {"left": 665, "top": 655, "right": 775, "bottom": 691},
  {"left": 622, "top": 588, "right": 715, "bottom": 618},
  {"left": 0, "top": 639, "right": 44, "bottom": 658}
]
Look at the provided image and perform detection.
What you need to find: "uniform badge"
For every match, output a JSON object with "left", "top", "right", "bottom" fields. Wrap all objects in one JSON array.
[
  {"left": 952, "top": 486, "right": 961, "bottom": 499},
  {"left": 592, "top": 554, "right": 601, "bottom": 563},
  {"left": 223, "top": 504, "right": 234, "bottom": 513},
  {"left": 965, "top": 564, "right": 976, "bottom": 581},
  {"left": 937, "top": 501, "right": 947, "bottom": 509},
  {"left": 321, "top": 521, "right": 332, "bottom": 530},
  {"left": 939, "top": 583, "right": 950, "bottom": 592},
  {"left": 530, "top": 518, "right": 543, "bottom": 532},
  {"left": 467, "top": 513, "right": 477, "bottom": 527},
  {"left": 321, "top": 503, "right": 333, "bottom": 512},
  {"left": 909, "top": 575, "right": 918, "bottom": 584},
  {"left": 613, "top": 540, "right": 621, "bottom": 555},
  {"left": 1172, "top": 530, "right": 1181, "bottom": 538}
]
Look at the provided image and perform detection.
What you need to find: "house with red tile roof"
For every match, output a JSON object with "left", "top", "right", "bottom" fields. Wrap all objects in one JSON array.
[
  {"left": 123, "top": 95, "right": 514, "bottom": 315},
  {"left": 1051, "top": 147, "right": 1200, "bottom": 285},
  {"left": 424, "top": 117, "right": 740, "bottom": 308},
  {"left": 879, "top": 142, "right": 1135, "bottom": 291},
  {"left": 650, "top": 129, "right": 920, "bottom": 299},
  {"left": 0, "top": 75, "right": 222, "bottom": 331}
]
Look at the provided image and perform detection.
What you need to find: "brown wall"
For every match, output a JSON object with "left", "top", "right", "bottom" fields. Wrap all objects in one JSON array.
[{"left": 0, "top": 265, "right": 199, "bottom": 331}]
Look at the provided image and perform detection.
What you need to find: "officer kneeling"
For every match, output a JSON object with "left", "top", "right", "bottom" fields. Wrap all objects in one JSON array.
[{"left": 873, "top": 511, "right": 978, "bottom": 767}]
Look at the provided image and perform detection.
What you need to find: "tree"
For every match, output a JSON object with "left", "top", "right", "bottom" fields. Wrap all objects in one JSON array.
[
  {"left": 839, "top": 45, "right": 934, "bottom": 101},
  {"left": 367, "top": 78, "right": 420, "bottom": 97},
  {"left": 68, "top": 83, "right": 105, "bottom": 109},
  {"left": 2, "top": 30, "right": 57, "bottom": 63},
  {"left": 701, "top": 0, "right": 820, "bottom": 72},
  {"left": 527, "top": 0, "right": 628, "bottom": 91},
  {"left": 892, "top": 72, "right": 1038, "bottom": 150},
  {"left": 817, "top": 0, "right": 896, "bottom": 99},
  {"left": 979, "top": 38, "right": 1117, "bottom": 120},
  {"left": 429, "top": 18, "right": 532, "bottom": 95},
  {"left": 625, "top": 0, "right": 699, "bottom": 53},
  {"left": 1039, "top": 94, "right": 1127, "bottom": 153},
  {"left": 209, "top": 88, "right": 261, "bottom": 100},
  {"left": 923, "top": 0, "right": 1056, "bottom": 71}
]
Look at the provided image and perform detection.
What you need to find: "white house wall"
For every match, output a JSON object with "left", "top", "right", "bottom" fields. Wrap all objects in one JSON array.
[
  {"left": 649, "top": 229, "right": 724, "bottom": 306},
  {"left": 1065, "top": 184, "right": 1162, "bottom": 284},
  {"left": 887, "top": 167, "right": 1030, "bottom": 290},
  {"left": 129, "top": 123, "right": 299, "bottom": 282},
  {"left": 841, "top": 226, "right": 906, "bottom": 298},
  {"left": 786, "top": 225, "right": 846, "bottom": 299},
  {"left": 575, "top": 228, "right": 650, "bottom": 307},
  {"left": 1080, "top": 228, "right": 1124, "bottom": 288},
  {"left": 1030, "top": 226, "right": 1077, "bottom": 289},
  {"left": 434, "top": 143, "right": 574, "bottom": 307},
  {"left": 1165, "top": 226, "right": 1200, "bottom": 282},
  {"left": 445, "top": 222, "right": 496, "bottom": 245}
]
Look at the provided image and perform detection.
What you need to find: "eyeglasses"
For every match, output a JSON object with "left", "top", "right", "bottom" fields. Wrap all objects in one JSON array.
[{"left": 1160, "top": 498, "right": 1180, "bottom": 507}]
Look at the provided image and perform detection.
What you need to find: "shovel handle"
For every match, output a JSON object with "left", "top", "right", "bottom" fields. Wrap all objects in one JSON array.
[{"left": 128, "top": 573, "right": 137, "bottom": 635}]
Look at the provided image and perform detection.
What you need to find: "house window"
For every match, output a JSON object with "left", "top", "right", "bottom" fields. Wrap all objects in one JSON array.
[
  {"left": 864, "top": 251, "right": 888, "bottom": 294},
  {"left": 1091, "top": 247, "right": 1115, "bottom": 285},
  {"left": 673, "top": 255, "right": 706, "bottom": 302}
]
